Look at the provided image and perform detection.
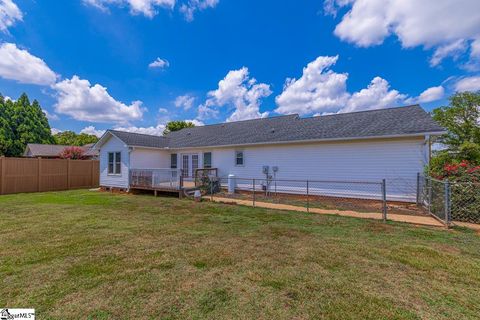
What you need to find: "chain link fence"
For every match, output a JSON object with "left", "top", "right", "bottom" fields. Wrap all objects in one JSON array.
[
  {"left": 450, "top": 182, "right": 480, "bottom": 223},
  {"left": 199, "top": 176, "right": 389, "bottom": 219},
  {"left": 417, "top": 174, "right": 480, "bottom": 225}
]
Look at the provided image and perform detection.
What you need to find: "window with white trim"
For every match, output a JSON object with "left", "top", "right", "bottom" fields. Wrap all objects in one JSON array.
[
  {"left": 108, "top": 152, "right": 122, "bottom": 174},
  {"left": 171, "top": 154, "right": 177, "bottom": 169},
  {"left": 203, "top": 152, "right": 212, "bottom": 168},
  {"left": 235, "top": 151, "right": 244, "bottom": 166}
]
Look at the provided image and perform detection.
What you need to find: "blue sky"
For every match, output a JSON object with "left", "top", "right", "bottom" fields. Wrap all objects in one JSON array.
[{"left": 0, "top": 0, "right": 479, "bottom": 136}]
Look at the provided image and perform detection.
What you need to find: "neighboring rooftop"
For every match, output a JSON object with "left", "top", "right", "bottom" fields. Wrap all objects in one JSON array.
[
  {"left": 103, "top": 105, "right": 445, "bottom": 149},
  {"left": 24, "top": 144, "right": 98, "bottom": 157}
]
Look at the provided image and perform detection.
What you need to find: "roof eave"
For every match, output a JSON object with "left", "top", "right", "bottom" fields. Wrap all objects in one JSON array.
[{"left": 166, "top": 131, "right": 447, "bottom": 150}]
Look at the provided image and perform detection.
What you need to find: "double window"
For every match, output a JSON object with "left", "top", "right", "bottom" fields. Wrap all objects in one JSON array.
[
  {"left": 203, "top": 152, "right": 212, "bottom": 168},
  {"left": 108, "top": 152, "right": 122, "bottom": 175},
  {"left": 235, "top": 151, "right": 244, "bottom": 166}
]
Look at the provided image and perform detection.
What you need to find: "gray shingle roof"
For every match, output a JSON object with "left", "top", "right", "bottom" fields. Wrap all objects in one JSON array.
[
  {"left": 107, "top": 105, "right": 445, "bottom": 149},
  {"left": 24, "top": 144, "right": 98, "bottom": 157},
  {"left": 109, "top": 130, "right": 170, "bottom": 148}
]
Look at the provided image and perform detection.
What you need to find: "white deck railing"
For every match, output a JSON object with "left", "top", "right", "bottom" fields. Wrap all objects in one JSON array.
[{"left": 130, "top": 168, "right": 183, "bottom": 190}]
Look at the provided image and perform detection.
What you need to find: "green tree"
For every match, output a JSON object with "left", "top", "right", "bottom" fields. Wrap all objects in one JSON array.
[
  {"left": 53, "top": 131, "right": 98, "bottom": 146},
  {"left": 0, "top": 96, "right": 14, "bottom": 156},
  {"left": 163, "top": 120, "right": 196, "bottom": 135},
  {"left": 430, "top": 91, "right": 480, "bottom": 174},
  {"left": 0, "top": 93, "right": 54, "bottom": 156}
]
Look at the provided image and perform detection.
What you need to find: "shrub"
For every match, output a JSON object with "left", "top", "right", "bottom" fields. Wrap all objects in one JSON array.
[
  {"left": 59, "top": 146, "right": 86, "bottom": 160},
  {"left": 435, "top": 161, "right": 480, "bottom": 223}
]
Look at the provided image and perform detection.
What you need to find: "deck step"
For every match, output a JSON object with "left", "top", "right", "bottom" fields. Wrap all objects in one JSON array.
[{"left": 183, "top": 188, "right": 200, "bottom": 197}]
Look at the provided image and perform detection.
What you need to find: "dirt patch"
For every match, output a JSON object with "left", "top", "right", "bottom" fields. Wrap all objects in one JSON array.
[{"left": 213, "top": 190, "right": 427, "bottom": 216}]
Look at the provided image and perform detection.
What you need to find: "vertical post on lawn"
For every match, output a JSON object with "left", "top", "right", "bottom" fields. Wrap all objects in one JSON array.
[
  {"left": 37, "top": 157, "right": 42, "bottom": 192},
  {"left": 0, "top": 156, "right": 4, "bottom": 195},
  {"left": 66, "top": 158, "right": 71, "bottom": 190},
  {"left": 381, "top": 179, "right": 387, "bottom": 222},
  {"left": 444, "top": 180, "right": 451, "bottom": 227},
  {"left": 91, "top": 160, "right": 95, "bottom": 188},
  {"left": 428, "top": 177, "right": 432, "bottom": 214},
  {"left": 253, "top": 178, "right": 256, "bottom": 208},
  {"left": 210, "top": 179, "right": 213, "bottom": 202},
  {"left": 416, "top": 172, "right": 421, "bottom": 206},
  {"left": 306, "top": 180, "right": 310, "bottom": 213}
]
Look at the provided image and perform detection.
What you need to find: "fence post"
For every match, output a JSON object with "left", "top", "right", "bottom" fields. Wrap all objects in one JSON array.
[
  {"left": 306, "top": 180, "right": 309, "bottom": 213},
  {"left": 444, "top": 180, "right": 451, "bottom": 227},
  {"left": 210, "top": 179, "right": 213, "bottom": 202},
  {"left": 91, "top": 160, "right": 95, "bottom": 188},
  {"left": 382, "top": 179, "right": 387, "bottom": 222},
  {"left": 0, "top": 156, "right": 4, "bottom": 195},
  {"left": 253, "top": 178, "right": 256, "bottom": 208},
  {"left": 416, "top": 172, "right": 421, "bottom": 206},
  {"left": 67, "top": 159, "right": 71, "bottom": 190},
  {"left": 37, "top": 157, "right": 42, "bottom": 192},
  {"left": 428, "top": 177, "right": 432, "bottom": 214}
]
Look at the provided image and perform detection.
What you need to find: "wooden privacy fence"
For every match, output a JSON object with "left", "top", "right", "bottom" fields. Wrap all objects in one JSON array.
[{"left": 0, "top": 157, "right": 99, "bottom": 195}]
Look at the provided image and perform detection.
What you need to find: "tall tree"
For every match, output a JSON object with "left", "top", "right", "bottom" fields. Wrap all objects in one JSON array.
[
  {"left": 430, "top": 91, "right": 480, "bottom": 173},
  {"left": 0, "top": 93, "right": 54, "bottom": 156},
  {"left": 53, "top": 131, "right": 99, "bottom": 146},
  {"left": 432, "top": 91, "right": 480, "bottom": 149},
  {"left": 163, "top": 120, "right": 196, "bottom": 135},
  {"left": 0, "top": 96, "right": 14, "bottom": 156}
]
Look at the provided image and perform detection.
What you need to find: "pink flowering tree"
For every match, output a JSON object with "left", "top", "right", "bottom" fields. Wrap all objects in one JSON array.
[{"left": 58, "top": 146, "right": 86, "bottom": 160}]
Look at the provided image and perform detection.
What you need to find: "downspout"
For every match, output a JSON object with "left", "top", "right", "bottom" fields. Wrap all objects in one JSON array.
[
  {"left": 423, "top": 134, "right": 431, "bottom": 166},
  {"left": 127, "top": 146, "right": 134, "bottom": 192}
]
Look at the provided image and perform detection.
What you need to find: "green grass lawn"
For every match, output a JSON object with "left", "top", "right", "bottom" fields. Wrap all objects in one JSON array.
[{"left": 1, "top": 190, "right": 479, "bottom": 319}]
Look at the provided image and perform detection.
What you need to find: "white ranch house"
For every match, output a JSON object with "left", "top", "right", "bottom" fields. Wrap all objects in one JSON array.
[{"left": 93, "top": 105, "right": 445, "bottom": 202}]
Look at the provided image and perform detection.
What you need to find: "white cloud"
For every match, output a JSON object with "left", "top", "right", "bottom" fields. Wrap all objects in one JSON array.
[
  {"left": 180, "top": 0, "right": 219, "bottom": 21},
  {"left": 109, "top": 120, "right": 204, "bottom": 136},
  {"left": 197, "top": 103, "right": 218, "bottom": 120},
  {"left": 183, "top": 118, "right": 204, "bottom": 126},
  {"left": 199, "top": 67, "right": 272, "bottom": 122},
  {"left": 42, "top": 109, "right": 59, "bottom": 121},
  {"left": 113, "top": 124, "right": 166, "bottom": 135},
  {"left": 53, "top": 75, "right": 144, "bottom": 123},
  {"left": 81, "top": 126, "right": 106, "bottom": 137},
  {"left": 51, "top": 128, "right": 62, "bottom": 135},
  {"left": 174, "top": 94, "right": 195, "bottom": 110},
  {"left": 340, "top": 77, "right": 406, "bottom": 113},
  {"left": 0, "top": 43, "right": 58, "bottom": 85},
  {"left": 455, "top": 76, "right": 480, "bottom": 92},
  {"left": 275, "top": 55, "right": 349, "bottom": 115},
  {"left": 0, "top": 0, "right": 22, "bottom": 32},
  {"left": 149, "top": 57, "right": 169, "bottom": 69},
  {"left": 327, "top": 0, "right": 480, "bottom": 67},
  {"left": 275, "top": 55, "right": 440, "bottom": 115},
  {"left": 430, "top": 40, "right": 468, "bottom": 67},
  {"left": 84, "top": 0, "right": 175, "bottom": 17},
  {"left": 416, "top": 86, "right": 445, "bottom": 103}
]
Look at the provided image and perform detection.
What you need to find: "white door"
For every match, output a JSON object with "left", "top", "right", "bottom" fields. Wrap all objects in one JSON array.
[{"left": 181, "top": 154, "right": 199, "bottom": 178}]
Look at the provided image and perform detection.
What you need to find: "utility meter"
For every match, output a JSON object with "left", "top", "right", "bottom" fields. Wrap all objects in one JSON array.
[{"left": 262, "top": 166, "right": 269, "bottom": 174}]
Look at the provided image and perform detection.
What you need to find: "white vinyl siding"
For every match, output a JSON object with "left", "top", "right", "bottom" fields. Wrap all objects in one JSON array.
[
  {"left": 99, "top": 135, "right": 130, "bottom": 188},
  {"left": 175, "top": 137, "right": 427, "bottom": 202},
  {"left": 129, "top": 148, "right": 170, "bottom": 169}
]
